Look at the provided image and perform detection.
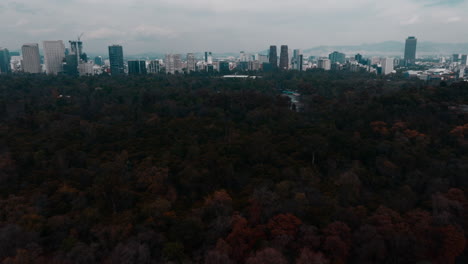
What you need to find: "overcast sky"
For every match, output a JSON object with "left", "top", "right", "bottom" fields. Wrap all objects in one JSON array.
[{"left": 1, "top": 0, "right": 467, "bottom": 54}]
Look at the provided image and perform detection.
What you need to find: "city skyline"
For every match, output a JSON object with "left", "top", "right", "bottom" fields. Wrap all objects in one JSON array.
[{"left": 1, "top": 0, "right": 468, "bottom": 54}]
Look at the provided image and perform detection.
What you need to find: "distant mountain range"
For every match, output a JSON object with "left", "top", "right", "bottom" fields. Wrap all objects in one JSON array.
[{"left": 302, "top": 41, "right": 468, "bottom": 57}]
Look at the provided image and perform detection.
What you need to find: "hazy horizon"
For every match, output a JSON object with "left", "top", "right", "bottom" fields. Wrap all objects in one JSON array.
[{"left": 1, "top": 0, "right": 468, "bottom": 54}]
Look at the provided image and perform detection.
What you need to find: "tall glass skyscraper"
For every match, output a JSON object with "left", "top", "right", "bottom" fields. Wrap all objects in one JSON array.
[
  {"left": 279, "top": 45, "right": 289, "bottom": 70},
  {"left": 21, "top": 44, "right": 41, "bottom": 73},
  {"left": 404, "top": 36, "right": 417, "bottom": 65},
  {"left": 108, "top": 45, "right": 124, "bottom": 76},
  {"left": 269, "top": 45, "right": 278, "bottom": 69},
  {"left": 0, "top": 48, "right": 11, "bottom": 74}
]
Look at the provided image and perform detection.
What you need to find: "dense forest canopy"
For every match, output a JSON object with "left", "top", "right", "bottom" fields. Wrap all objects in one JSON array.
[{"left": 0, "top": 71, "right": 467, "bottom": 263}]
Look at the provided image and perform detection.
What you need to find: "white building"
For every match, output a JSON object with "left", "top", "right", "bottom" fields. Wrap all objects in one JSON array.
[
  {"left": 78, "top": 63, "right": 94, "bottom": 76},
  {"left": 21, "top": 43, "right": 41, "bottom": 73},
  {"left": 318, "top": 58, "right": 331, "bottom": 70},
  {"left": 381, "top": 58, "right": 394, "bottom": 75},
  {"left": 186, "top": 53, "right": 196, "bottom": 72},
  {"left": 43, "top": 40, "right": 65, "bottom": 75},
  {"left": 165, "top": 54, "right": 182, "bottom": 74}
]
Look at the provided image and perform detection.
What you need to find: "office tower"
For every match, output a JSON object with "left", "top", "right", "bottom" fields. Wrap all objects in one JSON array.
[
  {"left": 128, "top": 60, "right": 147, "bottom": 75},
  {"left": 329, "top": 51, "right": 346, "bottom": 64},
  {"left": 279, "top": 45, "right": 289, "bottom": 70},
  {"left": 404, "top": 36, "right": 417, "bottom": 65},
  {"left": 108, "top": 45, "right": 124, "bottom": 76},
  {"left": 269, "top": 45, "right": 278, "bottom": 69},
  {"left": 186, "top": 53, "right": 196, "bottom": 72},
  {"left": 21, "top": 44, "right": 41, "bottom": 73},
  {"left": 148, "top": 60, "right": 161, "bottom": 74},
  {"left": 452, "top": 54, "right": 460, "bottom": 63},
  {"left": 318, "top": 58, "right": 331, "bottom": 70},
  {"left": 165, "top": 54, "right": 182, "bottom": 74},
  {"left": 381, "top": 58, "right": 394, "bottom": 75},
  {"left": 94, "top": 56, "right": 103, "bottom": 66},
  {"left": 461, "top": 54, "right": 467, "bottom": 66},
  {"left": 43, "top": 41, "right": 65, "bottom": 75},
  {"left": 292, "top": 49, "right": 303, "bottom": 71},
  {"left": 204, "top": 51, "right": 213, "bottom": 64},
  {"left": 0, "top": 48, "right": 11, "bottom": 74},
  {"left": 64, "top": 54, "right": 79, "bottom": 76}
]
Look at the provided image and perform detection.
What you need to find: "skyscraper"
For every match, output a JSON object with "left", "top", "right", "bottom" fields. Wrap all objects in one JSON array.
[
  {"left": 205, "top": 52, "right": 213, "bottom": 64},
  {"left": 0, "top": 48, "right": 11, "bottom": 74},
  {"left": 269, "top": 45, "right": 278, "bottom": 69},
  {"left": 108, "top": 45, "right": 124, "bottom": 76},
  {"left": 43, "top": 41, "right": 65, "bottom": 75},
  {"left": 128, "top": 60, "right": 147, "bottom": 75},
  {"left": 404, "top": 36, "right": 417, "bottom": 65},
  {"left": 21, "top": 44, "right": 41, "bottom": 73},
  {"left": 186, "top": 53, "right": 196, "bottom": 72},
  {"left": 292, "top": 49, "right": 303, "bottom": 71},
  {"left": 329, "top": 51, "right": 346, "bottom": 64},
  {"left": 461, "top": 54, "right": 467, "bottom": 66},
  {"left": 165, "top": 54, "right": 182, "bottom": 74},
  {"left": 148, "top": 60, "right": 161, "bottom": 74},
  {"left": 279, "top": 45, "right": 289, "bottom": 70}
]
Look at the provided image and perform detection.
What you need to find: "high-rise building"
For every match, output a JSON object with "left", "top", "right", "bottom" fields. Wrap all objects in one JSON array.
[
  {"left": 186, "top": 53, "right": 196, "bottom": 72},
  {"left": 461, "top": 54, "right": 468, "bottom": 66},
  {"left": 318, "top": 58, "right": 331, "bottom": 70},
  {"left": 279, "top": 45, "right": 289, "bottom": 70},
  {"left": 108, "top": 45, "right": 124, "bottom": 76},
  {"left": 94, "top": 56, "right": 103, "bottom": 66},
  {"left": 292, "top": 49, "right": 303, "bottom": 71},
  {"left": 204, "top": 52, "right": 213, "bottom": 64},
  {"left": 452, "top": 54, "right": 460, "bottom": 63},
  {"left": 128, "top": 60, "right": 147, "bottom": 75},
  {"left": 404, "top": 36, "right": 417, "bottom": 65},
  {"left": 381, "top": 58, "right": 394, "bottom": 75},
  {"left": 0, "top": 48, "right": 11, "bottom": 74},
  {"left": 269, "top": 45, "right": 278, "bottom": 69},
  {"left": 148, "top": 60, "right": 161, "bottom": 74},
  {"left": 64, "top": 54, "right": 79, "bottom": 76},
  {"left": 43, "top": 41, "right": 65, "bottom": 75},
  {"left": 329, "top": 51, "right": 346, "bottom": 64},
  {"left": 21, "top": 44, "right": 41, "bottom": 73},
  {"left": 165, "top": 54, "right": 182, "bottom": 74}
]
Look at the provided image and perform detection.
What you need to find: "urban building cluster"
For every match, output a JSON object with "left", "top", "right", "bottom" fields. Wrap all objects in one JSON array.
[{"left": 0, "top": 36, "right": 467, "bottom": 80}]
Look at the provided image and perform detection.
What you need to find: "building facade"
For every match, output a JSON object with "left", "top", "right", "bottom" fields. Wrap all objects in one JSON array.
[
  {"left": 381, "top": 58, "right": 394, "bottom": 75},
  {"left": 108, "top": 45, "right": 124, "bottom": 76},
  {"left": 43, "top": 40, "right": 66, "bottom": 75},
  {"left": 279, "top": 45, "right": 289, "bottom": 70},
  {"left": 329, "top": 51, "right": 346, "bottom": 64},
  {"left": 0, "top": 48, "right": 11, "bottom": 74},
  {"left": 186, "top": 53, "right": 196, "bottom": 72},
  {"left": 21, "top": 44, "right": 41, "bottom": 73},
  {"left": 128, "top": 60, "right": 147, "bottom": 75},
  {"left": 165, "top": 54, "right": 182, "bottom": 74},
  {"left": 318, "top": 58, "right": 331, "bottom": 70},
  {"left": 404, "top": 36, "right": 417, "bottom": 65},
  {"left": 269, "top": 45, "right": 278, "bottom": 69}
]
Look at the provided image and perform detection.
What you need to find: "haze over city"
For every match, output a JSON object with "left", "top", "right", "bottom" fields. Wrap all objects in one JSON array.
[{"left": 1, "top": 0, "right": 468, "bottom": 53}]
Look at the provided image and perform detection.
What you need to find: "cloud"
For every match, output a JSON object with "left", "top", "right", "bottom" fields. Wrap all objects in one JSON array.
[
  {"left": 0, "top": 0, "right": 468, "bottom": 53},
  {"left": 400, "top": 15, "right": 420, "bottom": 25},
  {"left": 446, "top": 16, "right": 461, "bottom": 22}
]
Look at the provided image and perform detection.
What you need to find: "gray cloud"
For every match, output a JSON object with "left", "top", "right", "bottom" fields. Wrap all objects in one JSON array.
[{"left": 0, "top": 0, "right": 467, "bottom": 54}]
